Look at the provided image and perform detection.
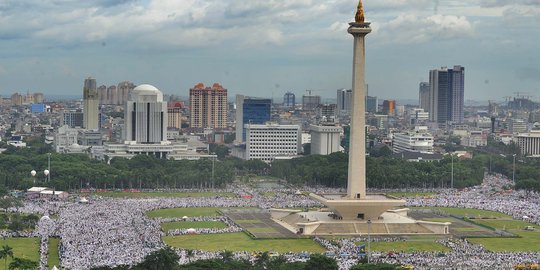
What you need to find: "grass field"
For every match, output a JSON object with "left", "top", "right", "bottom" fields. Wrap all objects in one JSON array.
[
  {"left": 47, "top": 238, "right": 60, "bottom": 270},
  {"left": 469, "top": 230, "right": 540, "bottom": 252},
  {"left": 473, "top": 219, "right": 536, "bottom": 231},
  {"left": 160, "top": 221, "right": 227, "bottom": 231},
  {"left": 414, "top": 207, "right": 511, "bottom": 219},
  {"left": 235, "top": 220, "right": 263, "bottom": 224},
  {"left": 98, "top": 192, "right": 235, "bottom": 198},
  {"left": 163, "top": 232, "right": 325, "bottom": 253},
  {"left": 0, "top": 238, "right": 40, "bottom": 270},
  {"left": 355, "top": 241, "right": 449, "bottom": 253},
  {"left": 245, "top": 228, "right": 278, "bottom": 233}
]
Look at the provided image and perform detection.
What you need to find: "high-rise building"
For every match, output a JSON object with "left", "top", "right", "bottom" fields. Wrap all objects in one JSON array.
[
  {"left": 124, "top": 84, "right": 167, "bottom": 143},
  {"left": 117, "top": 81, "right": 135, "bottom": 105},
  {"left": 283, "top": 92, "right": 295, "bottom": 109},
  {"left": 107, "top": 85, "right": 118, "bottom": 105},
  {"left": 302, "top": 94, "right": 321, "bottom": 111},
  {"left": 235, "top": 95, "right": 272, "bottom": 143},
  {"left": 189, "top": 83, "right": 228, "bottom": 129},
  {"left": 429, "top": 66, "right": 465, "bottom": 124},
  {"left": 168, "top": 102, "right": 183, "bottom": 129},
  {"left": 245, "top": 123, "right": 301, "bottom": 163},
  {"left": 310, "top": 125, "right": 343, "bottom": 155},
  {"left": 98, "top": 85, "right": 107, "bottom": 105},
  {"left": 63, "top": 110, "right": 84, "bottom": 128},
  {"left": 382, "top": 100, "right": 396, "bottom": 116},
  {"left": 419, "top": 82, "right": 430, "bottom": 112},
  {"left": 83, "top": 77, "right": 99, "bottom": 130},
  {"left": 337, "top": 89, "right": 353, "bottom": 115},
  {"left": 317, "top": 104, "right": 337, "bottom": 122},
  {"left": 365, "top": 96, "right": 377, "bottom": 113},
  {"left": 33, "top": 93, "right": 44, "bottom": 103}
]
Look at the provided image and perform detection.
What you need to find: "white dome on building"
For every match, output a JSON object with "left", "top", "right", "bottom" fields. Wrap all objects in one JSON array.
[
  {"left": 133, "top": 84, "right": 160, "bottom": 93},
  {"left": 130, "top": 84, "right": 163, "bottom": 102}
]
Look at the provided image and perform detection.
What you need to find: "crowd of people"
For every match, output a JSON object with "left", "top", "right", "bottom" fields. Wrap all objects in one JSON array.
[{"left": 3, "top": 173, "right": 540, "bottom": 269}]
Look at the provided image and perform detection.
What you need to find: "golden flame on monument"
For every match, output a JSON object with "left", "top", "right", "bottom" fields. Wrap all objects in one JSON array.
[{"left": 355, "top": 0, "right": 365, "bottom": 23}]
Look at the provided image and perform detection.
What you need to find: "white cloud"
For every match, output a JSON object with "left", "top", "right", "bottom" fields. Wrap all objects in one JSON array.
[{"left": 374, "top": 14, "right": 474, "bottom": 44}]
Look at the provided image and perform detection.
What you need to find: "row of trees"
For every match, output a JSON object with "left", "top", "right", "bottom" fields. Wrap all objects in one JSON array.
[
  {"left": 270, "top": 152, "right": 486, "bottom": 189},
  {"left": 90, "top": 248, "right": 404, "bottom": 270},
  {"left": 3, "top": 138, "right": 540, "bottom": 191},
  {"left": 0, "top": 245, "right": 38, "bottom": 270}
]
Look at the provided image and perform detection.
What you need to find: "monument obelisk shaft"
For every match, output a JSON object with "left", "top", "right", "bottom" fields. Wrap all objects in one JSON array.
[{"left": 346, "top": 1, "right": 371, "bottom": 200}]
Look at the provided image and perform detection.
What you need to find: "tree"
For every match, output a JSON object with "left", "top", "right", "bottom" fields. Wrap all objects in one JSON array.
[
  {"left": 304, "top": 254, "right": 338, "bottom": 270},
  {"left": 136, "top": 247, "right": 179, "bottom": 270},
  {"left": 8, "top": 257, "right": 38, "bottom": 270},
  {"left": 0, "top": 245, "right": 13, "bottom": 270}
]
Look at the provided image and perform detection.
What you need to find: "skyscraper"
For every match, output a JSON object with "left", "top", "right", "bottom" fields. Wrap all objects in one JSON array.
[
  {"left": 168, "top": 102, "right": 183, "bottom": 129},
  {"left": 429, "top": 66, "right": 465, "bottom": 124},
  {"left": 124, "top": 84, "right": 167, "bottom": 143},
  {"left": 283, "top": 92, "right": 295, "bottom": 109},
  {"left": 189, "top": 83, "right": 228, "bottom": 129},
  {"left": 235, "top": 95, "right": 272, "bottom": 143},
  {"left": 365, "top": 96, "right": 377, "bottom": 113},
  {"left": 382, "top": 100, "right": 396, "bottom": 116},
  {"left": 336, "top": 89, "right": 353, "bottom": 115},
  {"left": 83, "top": 77, "right": 99, "bottom": 130},
  {"left": 419, "top": 82, "right": 430, "bottom": 112},
  {"left": 302, "top": 94, "right": 321, "bottom": 111}
]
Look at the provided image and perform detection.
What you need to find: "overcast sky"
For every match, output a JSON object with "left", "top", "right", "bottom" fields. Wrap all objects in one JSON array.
[{"left": 0, "top": 0, "right": 539, "bottom": 102}]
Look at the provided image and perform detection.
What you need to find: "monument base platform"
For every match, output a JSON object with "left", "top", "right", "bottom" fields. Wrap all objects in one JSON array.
[{"left": 271, "top": 208, "right": 450, "bottom": 236}]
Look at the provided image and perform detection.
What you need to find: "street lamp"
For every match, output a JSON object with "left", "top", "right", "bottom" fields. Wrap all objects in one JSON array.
[
  {"left": 30, "top": 169, "right": 49, "bottom": 184},
  {"left": 451, "top": 154, "right": 454, "bottom": 189},
  {"left": 367, "top": 219, "right": 372, "bottom": 264},
  {"left": 512, "top": 154, "right": 516, "bottom": 185}
]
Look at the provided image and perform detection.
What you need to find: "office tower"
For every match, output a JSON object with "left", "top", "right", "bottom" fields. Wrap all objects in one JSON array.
[
  {"left": 429, "top": 66, "right": 465, "bottom": 124},
  {"left": 117, "top": 81, "right": 135, "bottom": 105},
  {"left": 124, "top": 84, "right": 167, "bottom": 143},
  {"left": 283, "top": 92, "right": 296, "bottom": 109},
  {"left": 11, "top": 93, "right": 23, "bottom": 106},
  {"left": 302, "top": 94, "right": 321, "bottom": 111},
  {"left": 63, "top": 110, "right": 84, "bottom": 128},
  {"left": 245, "top": 123, "right": 300, "bottom": 163},
  {"left": 337, "top": 89, "right": 353, "bottom": 115},
  {"left": 189, "top": 83, "right": 228, "bottom": 129},
  {"left": 449, "top": 65, "right": 465, "bottom": 124},
  {"left": 382, "top": 100, "right": 396, "bottom": 116},
  {"left": 310, "top": 125, "right": 343, "bottom": 155},
  {"left": 419, "top": 82, "right": 430, "bottom": 112},
  {"left": 107, "top": 85, "right": 118, "bottom": 105},
  {"left": 83, "top": 77, "right": 99, "bottom": 130},
  {"left": 365, "top": 96, "right": 377, "bottom": 113},
  {"left": 317, "top": 104, "right": 337, "bottom": 122},
  {"left": 235, "top": 95, "right": 272, "bottom": 143},
  {"left": 168, "top": 102, "right": 182, "bottom": 129},
  {"left": 98, "top": 85, "right": 107, "bottom": 105}
]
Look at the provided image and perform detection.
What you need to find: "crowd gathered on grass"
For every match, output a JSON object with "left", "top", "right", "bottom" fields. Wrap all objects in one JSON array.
[{"left": 1, "top": 172, "right": 540, "bottom": 269}]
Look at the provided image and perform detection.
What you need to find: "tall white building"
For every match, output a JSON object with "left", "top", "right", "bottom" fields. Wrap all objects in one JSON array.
[
  {"left": 83, "top": 77, "right": 99, "bottom": 130},
  {"left": 517, "top": 130, "right": 540, "bottom": 157},
  {"left": 124, "top": 84, "right": 168, "bottom": 143},
  {"left": 310, "top": 125, "right": 342, "bottom": 155},
  {"left": 392, "top": 127, "right": 434, "bottom": 154},
  {"left": 245, "top": 123, "right": 301, "bottom": 163}
]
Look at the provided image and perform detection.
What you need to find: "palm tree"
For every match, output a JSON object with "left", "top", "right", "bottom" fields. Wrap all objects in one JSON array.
[
  {"left": 8, "top": 257, "right": 38, "bottom": 270},
  {"left": 0, "top": 244, "right": 13, "bottom": 270}
]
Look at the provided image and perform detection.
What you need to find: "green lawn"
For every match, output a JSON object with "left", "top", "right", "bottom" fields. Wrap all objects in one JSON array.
[
  {"left": 97, "top": 192, "right": 234, "bottom": 198},
  {"left": 356, "top": 241, "right": 449, "bottom": 253},
  {"left": 246, "top": 228, "right": 278, "bottom": 233},
  {"left": 0, "top": 238, "right": 40, "bottom": 270},
  {"left": 147, "top": 207, "right": 222, "bottom": 218},
  {"left": 469, "top": 230, "right": 540, "bottom": 252},
  {"left": 473, "top": 219, "right": 536, "bottom": 231},
  {"left": 163, "top": 232, "right": 325, "bottom": 253},
  {"left": 47, "top": 238, "right": 60, "bottom": 270},
  {"left": 413, "top": 207, "right": 511, "bottom": 219},
  {"left": 161, "top": 221, "right": 227, "bottom": 231},
  {"left": 235, "top": 220, "right": 263, "bottom": 224}
]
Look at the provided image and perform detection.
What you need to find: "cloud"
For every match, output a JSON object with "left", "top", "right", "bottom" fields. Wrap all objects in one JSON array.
[
  {"left": 374, "top": 14, "right": 474, "bottom": 44},
  {"left": 516, "top": 67, "right": 540, "bottom": 81},
  {"left": 480, "top": 0, "right": 540, "bottom": 8}
]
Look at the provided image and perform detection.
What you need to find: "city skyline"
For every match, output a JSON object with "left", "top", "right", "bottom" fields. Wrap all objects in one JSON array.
[{"left": 0, "top": 1, "right": 538, "bottom": 101}]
